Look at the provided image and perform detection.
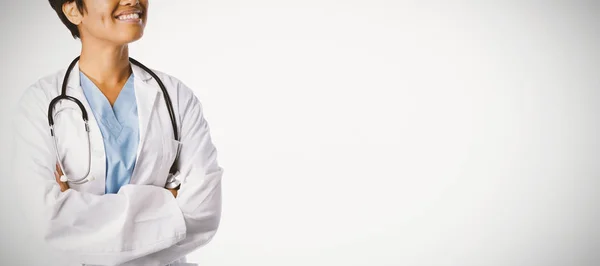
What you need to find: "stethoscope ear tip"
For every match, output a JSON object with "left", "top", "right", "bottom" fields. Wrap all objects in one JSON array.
[{"left": 60, "top": 175, "right": 68, "bottom": 182}]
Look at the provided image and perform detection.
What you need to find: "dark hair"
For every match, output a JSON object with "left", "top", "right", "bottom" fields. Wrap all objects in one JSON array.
[{"left": 48, "top": 0, "right": 86, "bottom": 39}]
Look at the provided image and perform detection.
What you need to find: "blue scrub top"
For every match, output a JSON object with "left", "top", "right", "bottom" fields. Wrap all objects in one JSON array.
[{"left": 80, "top": 72, "right": 140, "bottom": 194}]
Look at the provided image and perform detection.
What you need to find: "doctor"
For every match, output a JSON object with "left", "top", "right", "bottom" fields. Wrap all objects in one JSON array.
[{"left": 11, "top": 0, "right": 222, "bottom": 265}]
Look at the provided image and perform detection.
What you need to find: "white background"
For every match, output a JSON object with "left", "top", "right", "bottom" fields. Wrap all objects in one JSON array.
[{"left": 1, "top": 1, "right": 599, "bottom": 265}]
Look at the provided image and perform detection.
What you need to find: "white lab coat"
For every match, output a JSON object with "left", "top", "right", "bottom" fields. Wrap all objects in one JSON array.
[{"left": 11, "top": 61, "right": 223, "bottom": 266}]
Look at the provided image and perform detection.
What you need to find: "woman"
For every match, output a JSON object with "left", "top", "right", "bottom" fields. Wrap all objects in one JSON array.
[{"left": 12, "top": 0, "right": 223, "bottom": 265}]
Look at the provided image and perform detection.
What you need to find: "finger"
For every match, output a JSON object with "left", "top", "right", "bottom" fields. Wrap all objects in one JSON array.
[
  {"left": 63, "top": 179, "right": 70, "bottom": 190},
  {"left": 59, "top": 180, "right": 68, "bottom": 192},
  {"left": 56, "top": 163, "right": 63, "bottom": 176},
  {"left": 54, "top": 172, "right": 65, "bottom": 192},
  {"left": 54, "top": 164, "right": 69, "bottom": 192}
]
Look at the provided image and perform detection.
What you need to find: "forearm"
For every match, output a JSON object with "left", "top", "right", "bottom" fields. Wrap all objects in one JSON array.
[
  {"left": 120, "top": 168, "right": 223, "bottom": 266},
  {"left": 24, "top": 176, "right": 187, "bottom": 265},
  {"left": 16, "top": 150, "right": 185, "bottom": 265}
]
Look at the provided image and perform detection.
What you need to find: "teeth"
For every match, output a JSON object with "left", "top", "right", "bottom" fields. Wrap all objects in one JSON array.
[{"left": 118, "top": 13, "right": 140, "bottom": 20}]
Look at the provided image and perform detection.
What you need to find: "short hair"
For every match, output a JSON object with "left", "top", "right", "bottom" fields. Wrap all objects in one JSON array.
[{"left": 48, "top": 0, "right": 86, "bottom": 39}]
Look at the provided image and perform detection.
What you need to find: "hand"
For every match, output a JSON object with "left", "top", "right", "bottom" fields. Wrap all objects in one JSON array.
[
  {"left": 167, "top": 188, "right": 178, "bottom": 198},
  {"left": 54, "top": 163, "right": 69, "bottom": 192}
]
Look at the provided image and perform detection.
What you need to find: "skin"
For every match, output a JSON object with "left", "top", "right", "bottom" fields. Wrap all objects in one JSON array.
[{"left": 55, "top": 0, "right": 177, "bottom": 198}]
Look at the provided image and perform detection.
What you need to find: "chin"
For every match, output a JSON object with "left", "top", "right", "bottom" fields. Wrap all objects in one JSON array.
[{"left": 116, "top": 32, "right": 144, "bottom": 45}]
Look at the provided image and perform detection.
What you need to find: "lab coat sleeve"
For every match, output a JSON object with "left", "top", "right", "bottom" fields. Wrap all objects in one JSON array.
[
  {"left": 11, "top": 86, "right": 187, "bottom": 266},
  {"left": 120, "top": 81, "right": 223, "bottom": 266}
]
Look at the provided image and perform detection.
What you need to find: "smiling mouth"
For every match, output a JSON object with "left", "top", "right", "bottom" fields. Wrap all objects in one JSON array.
[{"left": 115, "top": 12, "right": 143, "bottom": 21}]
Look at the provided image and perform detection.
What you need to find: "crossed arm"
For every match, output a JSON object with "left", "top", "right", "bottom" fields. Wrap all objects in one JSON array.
[
  {"left": 54, "top": 163, "right": 179, "bottom": 198},
  {"left": 12, "top": 83, "right": 222, "bottom": 266}
]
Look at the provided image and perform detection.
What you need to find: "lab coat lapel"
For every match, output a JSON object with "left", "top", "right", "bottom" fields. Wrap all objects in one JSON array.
[
  {"left": 63, "top": 61, "right": 106, "bottom": 195},
  {"left": 131, "top": 63, "right": 158, "bottom": 183}
]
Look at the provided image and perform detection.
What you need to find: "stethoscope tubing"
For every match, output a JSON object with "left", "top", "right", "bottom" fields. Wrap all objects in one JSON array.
[{"left": 47, "top": 56, "right": 180, "bottom": 184}]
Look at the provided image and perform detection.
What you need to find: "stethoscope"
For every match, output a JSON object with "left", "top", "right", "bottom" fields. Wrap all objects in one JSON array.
[{"left": 48, "top": 56, "right": 181, "bottom": 189}]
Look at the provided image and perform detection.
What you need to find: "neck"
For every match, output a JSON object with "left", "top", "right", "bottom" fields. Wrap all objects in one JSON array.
[{"left": 79, "top": 40, "right": 132, "bottom": 90}]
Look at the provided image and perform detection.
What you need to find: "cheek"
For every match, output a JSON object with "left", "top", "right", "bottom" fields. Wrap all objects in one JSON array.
[
  {"left": 100, "top": 12, "right": 116, "bottom": 27},
  {"left": 81, "top": 14, "right": 114, "bottom": 32},
  {"left": 84, "top": 1, "right": 117, "bottom": 27},
  {"left": 102, "top": 18, "right": 113, "bottom": 30}
]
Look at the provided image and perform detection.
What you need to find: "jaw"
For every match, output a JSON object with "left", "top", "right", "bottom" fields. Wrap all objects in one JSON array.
[{"left": 80, "top": 27, "right": 145, "bottom": 47}]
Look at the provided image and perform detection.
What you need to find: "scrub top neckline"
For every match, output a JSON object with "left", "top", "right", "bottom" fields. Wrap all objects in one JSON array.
[{"left": 80, "top": 71, "right": 136, "bottom": 140}]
